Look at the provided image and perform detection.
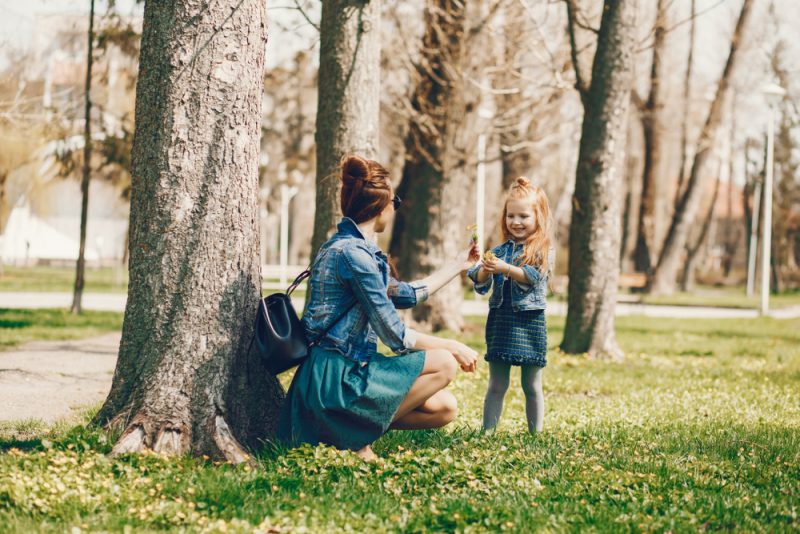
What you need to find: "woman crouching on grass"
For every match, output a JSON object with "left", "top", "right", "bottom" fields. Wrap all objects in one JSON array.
[{"left": 277, "top": 155, "right": 479, "bottom": 461}]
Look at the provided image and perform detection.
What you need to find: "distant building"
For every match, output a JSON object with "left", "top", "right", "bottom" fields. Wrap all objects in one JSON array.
[{"left": 0, "top": 12, "right": 138, "bottom": 266}]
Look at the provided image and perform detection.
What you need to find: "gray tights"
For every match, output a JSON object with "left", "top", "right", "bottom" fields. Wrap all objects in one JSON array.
[{"left": 482, "top": 361, "right": 543, "bottom": 433}]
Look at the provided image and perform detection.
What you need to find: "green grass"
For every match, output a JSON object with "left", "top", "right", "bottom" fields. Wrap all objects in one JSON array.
[
  {"left": 0, "top": 266, "right": 129, "bottom": 293},
  {"left": 626, "top": 285, "right": 800, "bottom": 310},
  {"left": 0, "top": 308, "right": 123, "bottom": 350},
  {"left": 1, "top": 316, "right": 799, "bottom": 532},
  {"left": 0, "top": 266, "right": 305, "bottom": 298}
]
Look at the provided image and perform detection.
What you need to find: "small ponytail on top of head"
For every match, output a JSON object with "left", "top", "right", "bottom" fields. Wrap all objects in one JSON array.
[{"left": 513, "top": 176, "right": 532, "bottom": 190}]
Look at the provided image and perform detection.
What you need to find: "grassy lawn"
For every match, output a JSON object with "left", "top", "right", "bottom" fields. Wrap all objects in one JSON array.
[
  {"left": 622, "top": 285, "right": 800, "bottom": 309},
  {"left": 1, "top": 316, "right": 799, "bottom": 532},
  {"left": 0, "top": 308, "right": 123, "bottom": 350},
  {"left": 0, "top": 266, "right": 129, "bottom": 294},
  {"left": 0, "top": 266, "right": 305, "bottom": 298}
]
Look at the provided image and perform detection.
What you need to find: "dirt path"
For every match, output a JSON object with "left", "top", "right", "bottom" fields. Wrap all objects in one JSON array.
[{"left": 0, "top": 333, "right": 120, "bottom": 423}]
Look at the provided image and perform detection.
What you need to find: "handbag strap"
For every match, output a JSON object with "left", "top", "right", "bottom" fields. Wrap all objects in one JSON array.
[
  {"left": 308, "top": 297, "right": 357, "bottom": 347},
  {"left": 249, "top": 265, "right": 358, "bottom": 352}
]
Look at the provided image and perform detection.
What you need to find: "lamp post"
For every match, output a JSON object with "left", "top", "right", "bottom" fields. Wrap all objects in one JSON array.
[{"left": 760, "top": 82, "right": 786, "bottom": 315}]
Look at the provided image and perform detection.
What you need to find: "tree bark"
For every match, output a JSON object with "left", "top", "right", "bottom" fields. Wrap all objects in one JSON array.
[
  {"left": 309, "top": 1, "right": 382, "bottom": 260},
  {"left": 94, "top": 0, "right": 282, "bottom": 463},
  {"left": 648, "top": 0, "right": 754, "bottom": 295},
  {"left": 681, "top": 169, "right": 721, "bottom": 292},
  {"left": 560, "top": 0, "right": 636, "bottom": 360},
  {"left": 632, "top": 0, "right": 667, "bottom": 275},
  {"left": 674, "top": 0, "right": 696, "bottom": 206},
  {"left": 389, "top": 0, "right": 481, "bottom": 332},
  {"left": 71, "top": 0, "right": 96, "bottom": 315}
]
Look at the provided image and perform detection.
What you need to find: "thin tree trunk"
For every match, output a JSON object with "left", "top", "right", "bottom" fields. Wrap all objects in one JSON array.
[
  {"left": 674, "top": 0, "right": 696, "bottom": 206},
  {"left": 681, "top": 168, "right": 721, "bottom": 292},
  {"left": 722, "top": 100, "right": 739, "bottom": 277},
  {"left": 94, "top": 0, "right": 281, "bottom": 463},
  {"left": 633, "top": 0, "right": 667, "bottom": 275},
  {"left": 389, "top": 0, "right": 480, "bottom": 332},
  {"left": 309, "top": 1, "right": 382, "bottom": 260},
  {"left": 71, "top": 0, "right": 96, "bottom": 315},
  {"left": 499, "top": 2, "right": 531, "bottom": 189},
  {"left": 560, "top": 0, "right": 637, "bottom": 360},
  {"left": 649, "top": 0, "right": 754, "bottom": 296}
]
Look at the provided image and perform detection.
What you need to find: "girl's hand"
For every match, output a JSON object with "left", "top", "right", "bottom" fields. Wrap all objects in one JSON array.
[
  {"left": 482, "top": 257, "right": 510, "bottom": 275},
  {"left": 447, "top": 340, "right": 478, "bottom": 373}
]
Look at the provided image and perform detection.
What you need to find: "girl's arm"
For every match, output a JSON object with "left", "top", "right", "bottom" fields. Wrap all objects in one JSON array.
[
  {"left": 483, "top": 257, "right": 544, "bottom": 285},
  {"left": 472, "top": 264, "right": 490, "bottom": 283}
]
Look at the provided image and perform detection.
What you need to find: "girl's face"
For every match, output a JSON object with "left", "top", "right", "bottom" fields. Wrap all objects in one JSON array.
[{"left": 505, "top": 198, "right": 537, "bottom": 241}]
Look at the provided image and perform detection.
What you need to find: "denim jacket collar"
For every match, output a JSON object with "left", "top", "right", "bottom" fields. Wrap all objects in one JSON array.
[{"left": 336, "top": 217, "right": 382, "bottom": 250}]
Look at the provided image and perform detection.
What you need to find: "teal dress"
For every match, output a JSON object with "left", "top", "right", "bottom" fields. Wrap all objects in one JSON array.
[
  {"left": 277, "top": 347, "right": 425, "bottom": 451},
  {"left": 276, "top": 217, "right": 429, "bottom": 451}
]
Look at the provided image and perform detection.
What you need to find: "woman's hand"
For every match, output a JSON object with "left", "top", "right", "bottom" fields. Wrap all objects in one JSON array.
[
  {"left": 446, "top": 340, "right": 478, "bottom": 373},
  {"left": 457, "top": 242, "right": 480, "bottom": 272},
  {"left": 482, "top": 257, "right": 511, "bottom": 275}
]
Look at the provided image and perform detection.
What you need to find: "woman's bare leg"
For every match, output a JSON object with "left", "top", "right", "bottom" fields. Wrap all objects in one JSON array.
[
  {"left": 392, "top": 349, "right": 457, "bottom": 421},
  {"left": 390, "top": 390, "right": 457, "bottom": 430}
]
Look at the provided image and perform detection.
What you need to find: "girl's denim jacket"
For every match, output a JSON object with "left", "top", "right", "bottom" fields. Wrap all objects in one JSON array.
[
  {"left": 467, "top": 241, "right": 554, "bottom": 312},
  {"left": 302, "top": 217, "right": 429, "bottom": 363}
]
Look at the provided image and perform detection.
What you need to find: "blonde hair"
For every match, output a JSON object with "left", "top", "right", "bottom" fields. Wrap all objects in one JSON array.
[{"left": 500, "top": 177, "right": 552, "bottom": 273}]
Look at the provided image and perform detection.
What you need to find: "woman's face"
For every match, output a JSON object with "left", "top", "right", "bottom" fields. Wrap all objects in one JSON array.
[{"left": 373, "top": 200, "right": 395, "bottom": 233}]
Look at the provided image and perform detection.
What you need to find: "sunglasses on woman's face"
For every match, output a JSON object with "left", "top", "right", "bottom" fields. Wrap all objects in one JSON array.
[{"left": 392, "top": 194, "right": 402, "bottom": 211}]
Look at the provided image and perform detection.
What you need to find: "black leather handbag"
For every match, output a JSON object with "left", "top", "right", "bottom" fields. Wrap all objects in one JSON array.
[{"left": 254, "top": 269, "right": 355, "bottom": 375}]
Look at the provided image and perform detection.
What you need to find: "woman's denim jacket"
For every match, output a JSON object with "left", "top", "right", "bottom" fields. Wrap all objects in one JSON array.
[
  {"left": 467, "top": 240, "right": 554, "bottom": 312},
  {"left": 302, "top": 217, "right": 429, "bottom": 363}
]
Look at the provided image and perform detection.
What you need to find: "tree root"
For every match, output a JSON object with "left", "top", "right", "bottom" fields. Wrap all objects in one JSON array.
[
  {"left": 212, "top": 416, "right": 252, "bottom": 465},
  {"left": 108, "top": 415, "right": 251, "bottom": 464}
]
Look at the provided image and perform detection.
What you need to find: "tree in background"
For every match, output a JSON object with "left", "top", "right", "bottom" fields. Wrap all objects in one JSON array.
[
  {"left": 70, "top": 0, "right": 96, "bottom": 314},
  {"left": 769, "top": 39, "right": 800, "bottom": 290},
  {"left": 648, "top": 0, "right": 754, "bottom": 295},
  {"left": 389, "top": 0, "right": 488, "bottom": 332},
  {"left": 560, "top": 0, "right": 637, "bottom": 360},
  {"left": 310, "top": 1, "right": 382, "bottom": 260},
  {"left": 94, "top": 0, "right": 281, "bottom": 462},
  {"left": 631, "top": 0, "right": 668, "bottom": 276}
]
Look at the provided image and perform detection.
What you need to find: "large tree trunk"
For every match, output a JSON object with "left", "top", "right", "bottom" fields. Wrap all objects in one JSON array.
[
  {"left": 389, "top": 0, "right": 482, "bottom": 332},
  {"left": 71, "top": 0, "right": 96, "bottom": 315},
  {"left": 94, "top": 0, "right": 282, "bottom": 463},
  {"left": 560, "top": 0, "right": 636, "bottom": 360},
  {"left": 309, "top": 1, "right": 382, "bottom": 259},
  {"left": 649, "top": 0, "right": 754, "bottom": 295},
  {"left": 632, "top": 0, "right": 667, "bottom": 275}
]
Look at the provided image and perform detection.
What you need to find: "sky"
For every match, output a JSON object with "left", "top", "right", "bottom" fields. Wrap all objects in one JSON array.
[
  {"left": 0, "top": 0, "right": 315, "bottom": 69},
  {"left": 0, "top": 0, "right": 797, "bottom": 147}
]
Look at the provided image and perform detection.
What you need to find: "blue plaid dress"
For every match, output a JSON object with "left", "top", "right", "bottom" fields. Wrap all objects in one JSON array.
[{"left": 485, "top": 277, "right": 547, "bottom": 367}]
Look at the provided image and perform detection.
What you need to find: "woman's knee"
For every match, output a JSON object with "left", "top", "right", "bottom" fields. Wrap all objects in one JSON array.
[
  {"left": 426, "top": 348, "right": 457, "bottom": 384},
  {"left": 433, "top": 390, "right": 458, "bottom": 426}
]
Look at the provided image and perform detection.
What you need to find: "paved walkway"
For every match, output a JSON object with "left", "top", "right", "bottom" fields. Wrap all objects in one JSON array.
[
  {"left": 1, "top": 291, "right": 798, "bottom": 319},
  {"left": 0, "top": 333, "right": 120, "bottom": 424}
]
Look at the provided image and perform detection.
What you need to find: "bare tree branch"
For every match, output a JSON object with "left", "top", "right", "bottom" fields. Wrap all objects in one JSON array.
[{"left": 564, "top": 0, "right": 590, "bottom": 99}]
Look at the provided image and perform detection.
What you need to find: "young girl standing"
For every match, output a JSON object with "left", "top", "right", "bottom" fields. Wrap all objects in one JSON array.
[{"left": 468, "top": 178, "right": 554, "bottom": 433}]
